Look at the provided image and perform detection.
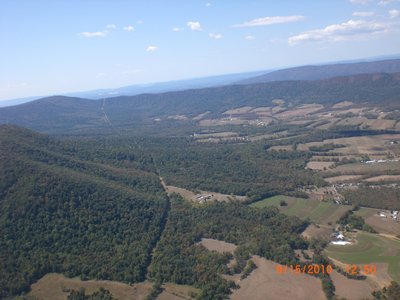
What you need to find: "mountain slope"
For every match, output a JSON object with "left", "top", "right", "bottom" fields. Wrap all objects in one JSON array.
[
  {"left": 0, "top": 125, "right": 167, "bottom": 298},
  {"left": 1, "top": 73, "right": 400, "bottom": 134},
  {"left": 239, "top": 59, "right": 400, "bottom": 84}
]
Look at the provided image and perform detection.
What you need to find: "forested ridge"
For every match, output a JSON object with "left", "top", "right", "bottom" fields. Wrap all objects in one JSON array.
[
  {"left": 1, "top": 72, "right": 400, "bottom": 134},
  {"left": 0, "top": 125, "right": 168, "bottom": 298},
  {"left": 0, "top": 125, "right": 320, "bottom": 299}
]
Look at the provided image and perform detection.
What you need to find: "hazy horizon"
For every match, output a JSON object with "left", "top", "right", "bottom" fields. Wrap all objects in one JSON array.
[{"left": 1, "top": 0, "right": 400, "bottom": 101}]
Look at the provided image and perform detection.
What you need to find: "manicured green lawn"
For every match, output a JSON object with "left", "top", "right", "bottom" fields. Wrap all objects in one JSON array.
[{"left": 325, "top": 232, "right": 400, "bottom": 281}]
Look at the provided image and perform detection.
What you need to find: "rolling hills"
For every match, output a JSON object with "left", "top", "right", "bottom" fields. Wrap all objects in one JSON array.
[{"left": 1, "top": 72, "right": 400, "bottom": 135}]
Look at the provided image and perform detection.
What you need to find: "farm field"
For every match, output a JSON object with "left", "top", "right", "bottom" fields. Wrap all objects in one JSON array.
[
  {"left": 250, "top": 195, "right": 352, "bottom": 225},
  {"left": 330, "top": 270, "right": 375, "bottom": 300},
  {"left": 230, "top": 256, "right": 325, "bottom": 300},
  {"left": 28, "top": 273, "right": 199, "bottom": 300},
  {"left": 329, "top": 161, "right": 400, "bottom": 175},
  {"left": 298, "top": 134, "right": 400, "bottom": 155},
  {"left": 28, "top": 273, "right": 152, "bottom": 300},
  {"left": 325, "top": 232, "right": 400, "bottom": 282},
  {"left": 354, "top": 207, "right": 400, "bottom": 236}
]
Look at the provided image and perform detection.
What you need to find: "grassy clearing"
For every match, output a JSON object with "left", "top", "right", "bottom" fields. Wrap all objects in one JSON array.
[
  {"left": 325, "top": 232, "right": 400, "bottom": 282},
  {"left": 250, "top": 195, "right": 351, "bottom": 225}
]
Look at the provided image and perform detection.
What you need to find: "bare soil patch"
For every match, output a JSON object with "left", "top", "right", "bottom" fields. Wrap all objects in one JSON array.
[
  {"left": 275, "top": 104, "right": 324, "bottom": 119},
  {"left": 364, "top": 175, "right": 400, "bottom": 183},
  {"left": 223, "top": 106, "right": 253, "bottom": 115},
  {"left": 230, "top": 256, "right": 325, "bottom": 300},
  {"left": 165, "top": 185, "right": 196, "bottom": 200},
  {"left": 192, "top": 111, "right": 209, "bottom": 120},
  {"left": 200, "top": 238, "right": 237, "bottom": 254},
  {"left": 157, "top": 283, "right": 199, "bottom": 300},
  {"left": 306, "top": 161, "right": 335, "bottom": 170},
  {"left": 28, "top": 273, "right": 152, "bottom": 300},
  {"left": 324, "top": 175, "right": 364, "bottom": 184},
  {"left": 301, "top": 224, "right": 333, "bottom": 240},
  {"left": 363, "top": 119, "right": 397, "bottom": 130},
  {"left": 355, "top": 208, "right": 400, "bottom": 235},
  {"left": 332, "top": 101, "right": 353, "bottom": 109},
  {"left": 330, "top": 270, "right": 374, "bottom": 300}
]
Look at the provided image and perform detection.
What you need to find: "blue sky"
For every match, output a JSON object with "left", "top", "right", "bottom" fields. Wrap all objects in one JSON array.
[{"left": 1, "top": 0, "right": 400, "bottom": 101}]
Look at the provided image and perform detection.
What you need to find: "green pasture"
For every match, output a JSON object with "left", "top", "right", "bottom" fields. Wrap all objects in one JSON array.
[
  {"left": 325, "top": 232, "right": 400, "bottom": 281},
  {"left": 250, "top": 195, "right": 352, "bottom": 225}
]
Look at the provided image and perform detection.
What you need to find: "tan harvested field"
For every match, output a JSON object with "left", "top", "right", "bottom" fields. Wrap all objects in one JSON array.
[
  {"left": 364, "top": 175, "right": 400, "bottom": 182},
  {"left": 366, "top": 263, "right": 394, "bottom": 288},
  {"left": 251, "top": 106, "right": 272, "bottom": 113},
  {"left": 355, "top": 208, "right": 400, "bottom": 236},
  {"left": 306, "top": 161, "right": 335, "bottom": 170},
  {"left": 157, "top": 283, "right": 199, "bottom": 300},
  {"left": 324, "top": 175, "right": 365, "bottom": 183},
  {"left": 298, "top": 134, "right": 400, "bottom": 155},
  {"left": 332, "top": 101, "right": 353, "bottom": 109},
  {"left": 230, "top": 256, "right": 325, "bottom": 300},
  {"left": 330, "top": 270, "right": 375, "bottom": 300},
  {"left": 271, "top": 106, "right": 286, "bottom": 114},
  {"left": 363, "top": 119, "right": 397, "bottom": 130},
  {"left": 193, "top": 131, "right": 238, "bottom": 139},
  {"left": 301, "top": 224, "right": 333, "bottom": 240},
  {"left": 332, "top": 161, "right": 400, "bottom": 175},
  {"left": 192, "top": 111, "right": 210, "bottom": 120},
  {"left": 268, "top": 145, "right": 293, "bottom": 151},
  {"left": 200, "top": 238, "right": 237, "bottom": 254},
  {"left": 275, "top": 104, "right": 324, "bottom": 119},
  {"left": 28, "top": 273, "right": 152, "bottom": 300},
  {"left": 199, "top": 118, "right": 247, "bottom": 126},
  {"left": 223, "top": 106, "right": 253, "bottom": 115},
  {"left": 336, "top": 117, "right": 368, "bottom": 126},
  {"left": 315, "top": 118, "right": 340, "bottom": 129},
  {"left": 333, "top": 108, "right": 364, "bottom": 115}
]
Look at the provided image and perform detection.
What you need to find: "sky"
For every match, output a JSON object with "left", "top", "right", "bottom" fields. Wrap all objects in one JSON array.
[{"left": 1, "top": 0, "right": 400, "bottom": 101}]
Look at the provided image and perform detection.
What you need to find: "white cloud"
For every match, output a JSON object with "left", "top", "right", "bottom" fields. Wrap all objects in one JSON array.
[
  {"left": 187, "top": 21, "right": 203, "bottom": 31},
  {"left": 389, "top": 9, "right": 400, "bottom": 17},
  {"left": 106, "top": 24, "right": 116, "bottom": 29},
  {"left": 348, "top": 0, "right": 372, "bottom": 4},
  {"left": 172, "top": 27, "right": 184, "bottom": 32},
  {"left": 205, "top": 2, "right": 211, "bottom": 7},
  {"left": 137, "top": 20, "right": 144, "bottom": 24},
  {"left": 146, "top": 46, "right": 158, "bottom": 52},
  {"left": 80, "top": 31, "right": 108, "bottom": 38},
  {"left": 233, "top": 15, "right": 305, "bottom": 27},
  {"left": 352, "top": 11, "right": 375, "bottom": 17},
  {"left": 378, "top": 0, "right": 400, "bottom": 5},
  {"left": 288, "top": 19, "right": 389, "bottom": 45},
  {"left": 209, "top": 33, "right": 222, "bottom": 39},
  {"left": 244, "top": 35, "right": 255, "bottom": 40},
  {"left": 123, "top": 25, "right": 135, "bottom": 32}
]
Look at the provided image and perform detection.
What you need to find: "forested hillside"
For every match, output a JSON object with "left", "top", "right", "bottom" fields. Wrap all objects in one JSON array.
[
  {"left": 239, "top": 59, "right": 400, "bottom": 84},
  {"left": 1, "top": 72, "right": 399, "bottom": 134},
  {"left": 0, "top": 125, "right": 168, "bottom": 298}
]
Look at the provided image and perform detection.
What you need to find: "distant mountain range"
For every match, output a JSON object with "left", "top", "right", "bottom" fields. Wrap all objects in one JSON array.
[
  {"left": 1, "top": 56, "right": 400, "bottom": 108},
  {"left": 1, "top": 72, "right": 399, "bottom": 134},
  {"left": 238, "top": 59, "right": 400, "bottom": 84}
]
